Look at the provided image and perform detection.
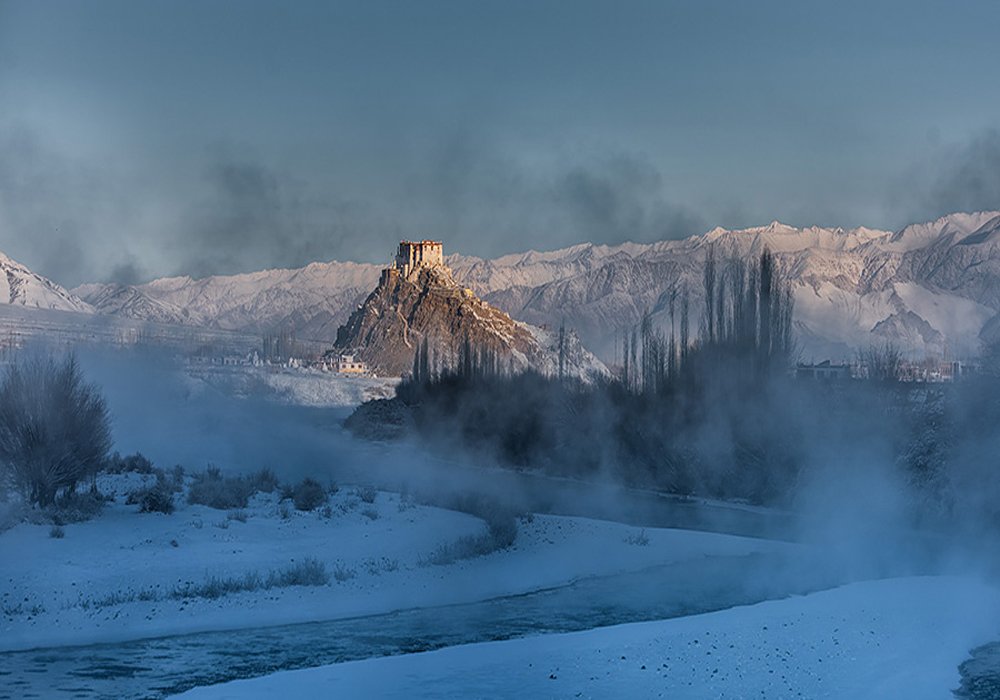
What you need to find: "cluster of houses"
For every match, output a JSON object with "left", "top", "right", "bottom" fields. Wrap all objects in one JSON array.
[
  {"left": 795, "top": 359, "right": 969, "bottom": 383},
  {"left": 188, "top": 349, "right": 371, "bottom": 376}
]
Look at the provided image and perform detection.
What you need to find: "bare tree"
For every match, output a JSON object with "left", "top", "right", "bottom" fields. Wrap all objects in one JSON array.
[
  {"left": 981, "top": 336, "right": 1000, "bottom": 377},
  {"left": 703, "top": 244, "right": 717, "bottom": 344},
  {"left": 859, "top": 341, "right": 903, "bottom": 383},
  {"left": 558, "top": 320, "right": 566, "bottom": 381},
  {"left": 0, "top": 356, "right": 112, "bottom": 507}
]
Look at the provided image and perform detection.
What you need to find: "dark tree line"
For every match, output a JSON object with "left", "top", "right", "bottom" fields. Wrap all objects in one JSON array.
[
  {"left": 371, "top": 248, "right": 811, "bottom": 504},
  {"left": 372, "top": 246, "right": 1000, "bottom": 520},
  {"left": 621, "top": 246, "right": 795, "bottom": 397}
]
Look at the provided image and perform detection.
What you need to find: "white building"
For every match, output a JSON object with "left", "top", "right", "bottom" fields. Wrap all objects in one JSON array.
[
  {"left": 393, "top": 240, "right": 444, "bottom": 279},
  {"left": 335, "top": 353, "right": 369, "bottom": 376}
]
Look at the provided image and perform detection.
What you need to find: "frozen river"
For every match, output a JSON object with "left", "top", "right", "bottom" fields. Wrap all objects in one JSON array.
[{"left": 0, "top": 550, "right": 846, "bottom": 700}]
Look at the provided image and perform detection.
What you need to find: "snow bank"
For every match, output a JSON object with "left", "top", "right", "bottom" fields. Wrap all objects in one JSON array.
[
  {"left": 0, "top": 473, "right": 790, "bottom": 652},
  {"left": 177, "top": 575, "right": 1000, "bottom": 700}
]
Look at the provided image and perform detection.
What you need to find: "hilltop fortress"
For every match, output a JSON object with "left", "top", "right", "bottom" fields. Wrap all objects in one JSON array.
[
  {"left": 333, "top": 237, "right": 607, "bottom": 378},
  {"left": 388, "top": 240, "right": 445, "bottom": 280}
]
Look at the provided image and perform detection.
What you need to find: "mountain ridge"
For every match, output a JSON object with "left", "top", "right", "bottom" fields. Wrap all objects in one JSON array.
[{"left": 4, "top": 209, "right": 994, "bottom": 361}]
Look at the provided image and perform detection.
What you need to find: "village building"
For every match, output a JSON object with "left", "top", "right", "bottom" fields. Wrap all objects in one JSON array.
[
  {"left": 795, "top": 360, "right": 852, "bottom": 382},
  {"left": 335, "top": 353, "right": 369, "bottom": 376}
]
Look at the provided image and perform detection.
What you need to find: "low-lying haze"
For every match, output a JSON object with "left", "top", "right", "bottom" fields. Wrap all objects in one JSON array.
[{"left": 0, "top": 0, "right": 998, "bottom": 287}]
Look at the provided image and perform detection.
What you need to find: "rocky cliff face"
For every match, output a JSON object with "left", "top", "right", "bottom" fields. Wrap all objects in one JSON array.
[{"left": 334, "top": 264, "right": 607, "bottom": 379}]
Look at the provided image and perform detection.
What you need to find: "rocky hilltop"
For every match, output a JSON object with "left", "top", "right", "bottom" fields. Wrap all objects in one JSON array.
[{"left": 333, "top": 242, "right": 607, "bottom": 379}]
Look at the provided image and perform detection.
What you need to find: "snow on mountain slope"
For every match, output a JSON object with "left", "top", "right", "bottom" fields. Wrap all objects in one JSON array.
[
  {"left": 74, "top": 282, "right": 200, "bottom": 325},
  {"left": 76, "top": 260, "right": 382, "bottom": 342},
  {"left": 450, "top": 212, "right": 1000, "bottom": 360},
  {"left": 0, "top": 250, "right": 93, "bottom": 312},
  {"left": 72, "top": 211, "right": 1000, "bottom": 361},
  {"left": 883, "top": 210, "right": 1000, "bottom": 252}
]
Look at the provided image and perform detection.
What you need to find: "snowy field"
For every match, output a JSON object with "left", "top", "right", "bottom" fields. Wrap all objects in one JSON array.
[
  {"left": 0, "top": 472, "right": 792, "bottom": 653},
  {"left": 177, "top": 576, "right": 1000, "bottom": 700},
  {"left": 185, "top": 364, "right": 398, "bottom": 408}
]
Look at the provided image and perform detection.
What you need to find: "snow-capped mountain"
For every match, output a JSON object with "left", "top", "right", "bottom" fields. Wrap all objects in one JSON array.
[
  {"left": 0, "top": 250, "right": 93, "bottom": 313},
  {"left": 72, "top": 282, "right": 200, "bottom": 326},
  {"left": 70, "top": 210, "right": 1000, "bottom": 361},
  {"left": 75, "top": 261, "right": 383, "bottom": 343},
  {"left": 449, "top": 211, "right": 1000, "bottom": 360}
]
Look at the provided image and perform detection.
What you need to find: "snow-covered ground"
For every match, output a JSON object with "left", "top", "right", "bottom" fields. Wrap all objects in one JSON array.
[
  {"left": 0, "top": 472, "right": 792, "bottom": 653},
  {"left": 176, "top": 575, "right": 1000, "bottom": 700},
  {"left": 186, "top": 364, "right": 398, "bottom": 407}
]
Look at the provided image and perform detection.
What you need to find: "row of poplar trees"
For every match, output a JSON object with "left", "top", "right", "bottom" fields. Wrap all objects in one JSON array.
[{"left": 621, "top": 246, "right": 794, "bottom": 394}]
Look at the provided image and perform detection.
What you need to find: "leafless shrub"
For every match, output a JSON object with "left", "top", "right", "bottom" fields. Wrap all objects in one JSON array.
[
  {"left": 363, "top": 557, "right": 399, "bottom": 575},
  {"left": 355, "top": 485, "right": 377, "bottom": 504},
  {"left": 0, "top": 356, "right": 112, "bottom": 507},
  {"left": 266, "top": 558, "right": 328, "bottom": 587},
  {"left": 859, "top": 341, "right": 904, "bottom": 383},
  {"left": 624, "top": 529, "right": 650, "bottom": 546},
  {"left": 247, "top": 468, "right": 279, "bottom": 494},
  {"left": 133, "top": 483, "right": 175, "bottom": 514},
  {"left": 105, "top": 452, "right": 155, "bottom": 475},
  {"left": 127, "top": 470, "right": 175, "bottom": 514},
  {"left": 188, "top": 465, "right": 253, "bottom": 510},
  {"left": 170, "top": 465, "right": 186, "bottom": 492},
  {"left": 292, "top": 478, "right": 327, "bottom": 511},
  {"left": 333, "top": 563, "right": 357, "bottom": 582},
  {"left": 48, "top": 487, "right": 107, "bottom": 523},
  {"left": 415, "top": 491, "right": 520, "bottom": 566}
]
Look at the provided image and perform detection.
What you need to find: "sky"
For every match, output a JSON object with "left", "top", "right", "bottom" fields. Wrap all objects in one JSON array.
[{"left": 0, "top": 0, "right": 998, "bottom": 287}]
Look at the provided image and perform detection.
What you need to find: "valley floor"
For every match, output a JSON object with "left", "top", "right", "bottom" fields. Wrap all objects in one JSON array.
[
  {"left": 5, "top": 471, "right": 997, "bottom": 699},
  {"left": 0, "top": 472, "right": 789, "bottom": 653}
]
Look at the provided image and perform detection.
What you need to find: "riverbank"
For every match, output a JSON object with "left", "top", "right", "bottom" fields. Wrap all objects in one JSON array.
[
  {"left": 0, "top": 471, "right": 794, "bottom": 653},
  {"left": 176, "top": 575, "right": 1000, "bottom": 700}
]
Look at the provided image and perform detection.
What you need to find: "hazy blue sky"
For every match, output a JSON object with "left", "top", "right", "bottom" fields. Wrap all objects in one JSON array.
[{"left": 1, "top": 0, "right": 998, "bottom": 285}]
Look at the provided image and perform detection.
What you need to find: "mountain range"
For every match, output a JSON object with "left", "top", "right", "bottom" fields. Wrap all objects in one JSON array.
[{"left": 3, "top": 210, "right": 1000, "bottom": 363}]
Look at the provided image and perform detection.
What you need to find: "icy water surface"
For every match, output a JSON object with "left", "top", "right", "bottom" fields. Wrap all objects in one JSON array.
[{"left": 0, "top": 552, "right": 842, "bottom": 700}]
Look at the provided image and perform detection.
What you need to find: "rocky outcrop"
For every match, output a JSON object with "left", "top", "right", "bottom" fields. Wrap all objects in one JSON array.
[{"left": 333, "top": 264, "right": 606, "bottom": 379}]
